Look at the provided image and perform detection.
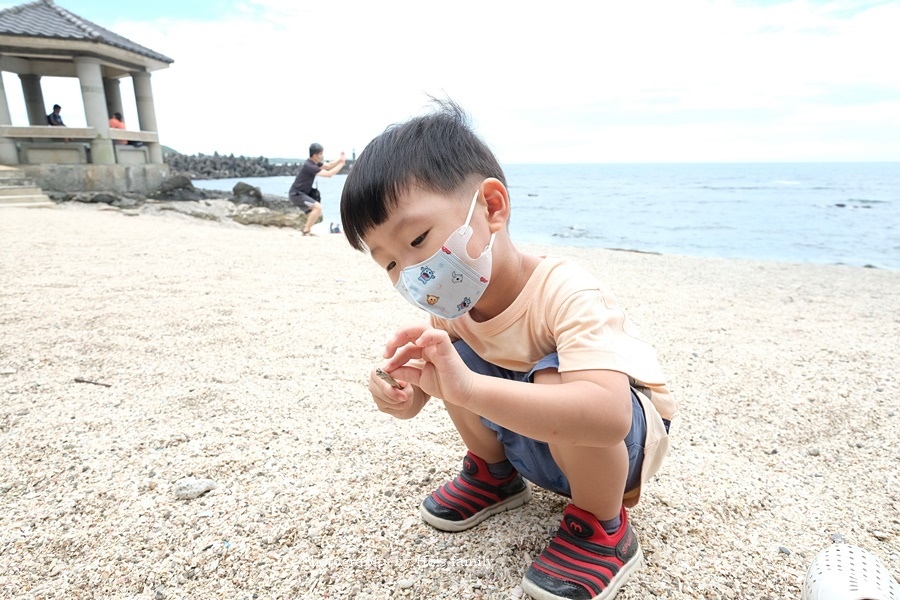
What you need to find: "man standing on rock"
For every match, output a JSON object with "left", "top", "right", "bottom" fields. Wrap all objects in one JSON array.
[{"left": 289, "top": 143, "right": 346, "bottom": 236}]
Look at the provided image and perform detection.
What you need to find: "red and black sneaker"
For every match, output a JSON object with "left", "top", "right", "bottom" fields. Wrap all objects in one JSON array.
[
  {"left": 420, "top": 451, "right": 532, "bottom": 532},
  {"left": 522, "top": 504, "right": 643, "bottom": 600}
]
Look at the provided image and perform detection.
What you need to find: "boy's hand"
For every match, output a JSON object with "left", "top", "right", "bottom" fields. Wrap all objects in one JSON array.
[
  {"left": 368, "top": 366, "right": 426, "bottom": 419},
  {"left": 382, "top": 324, "right": 474, "bottom": 407}
]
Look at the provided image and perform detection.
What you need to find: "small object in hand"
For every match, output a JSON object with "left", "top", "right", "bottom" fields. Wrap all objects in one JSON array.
[{"left": 375, "top": 367, "right": 402, "bottom": 388}]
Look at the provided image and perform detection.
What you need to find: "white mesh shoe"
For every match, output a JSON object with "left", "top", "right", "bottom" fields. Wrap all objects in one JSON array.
[{"left": 803, "top": 544, "right": 899, "bottom": 600}]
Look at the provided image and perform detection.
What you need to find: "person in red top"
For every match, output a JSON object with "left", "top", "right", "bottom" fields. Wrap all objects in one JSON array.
[{"left": 109, "top": 112, "right": 126, "bottom": 144}]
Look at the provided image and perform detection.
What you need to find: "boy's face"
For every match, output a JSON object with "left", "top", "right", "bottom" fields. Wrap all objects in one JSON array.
[{"left": 364, "top": 186, "right": 490, "bottom": 285}]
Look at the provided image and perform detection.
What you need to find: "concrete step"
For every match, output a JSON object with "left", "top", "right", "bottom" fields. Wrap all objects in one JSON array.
[
  {"left": 0, "top": 193, "right": 54, "bottom": 207},
  {"left": 0, "top": 177, "right": 36, "bottom": 186},
  {"left": 0, "top": 166, "right": 53, "bottom": 207},
  {"left": 0, "top": 185, "right": 43, "bottom": 196}
]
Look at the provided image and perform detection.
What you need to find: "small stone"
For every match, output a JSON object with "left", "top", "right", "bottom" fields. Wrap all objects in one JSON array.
[
  {"left": 511, "top": 585, "right": 525, "bottom": 598},
  {"left": 830, "top": 533, "right": 846, "bottom": 543},
  {"left": 398, "top": 578, "right": 415, "bottom": 589},
  {"left": 808, "top": 448, "right": 820, "bottom": 457},
  {"left": 872, "top": 531, "right": 890, "bottom": 541},
  {"left": 769, "top": 449, "right": 778, "bottom": 455},
  {"left": 197, "top": 510, "right": 213, "bottom": 518},
  {"left": 0, "top": 368, "right": 15, "bottom": 375},
  {"left": 154, "top": 588, "right": 166, "bottom": 600},
  {"left": 779, "top": 546, "right": 791, "bottom": 555},
  {"left": 173, "top": 477, "right": 217, "bottom": 500},
  {"left": 888, "top": 410, "right": 896, "bottom": 417}
]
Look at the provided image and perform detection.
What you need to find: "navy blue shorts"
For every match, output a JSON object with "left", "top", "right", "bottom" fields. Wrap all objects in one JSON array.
[
  {"left": 289, "top": 193, "right": 318, "bottom": 213},
  {"left": 454, "top": 340, "right": 646, "bottom": 497}
]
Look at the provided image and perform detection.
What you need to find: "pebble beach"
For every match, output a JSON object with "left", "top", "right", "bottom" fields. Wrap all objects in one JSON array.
[{"left": 1, "top": 202, "right": 898, "bottom": 599}]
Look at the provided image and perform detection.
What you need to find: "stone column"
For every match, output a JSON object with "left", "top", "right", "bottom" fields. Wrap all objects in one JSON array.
[
  {"left": 103, "top": 77, "right": 123, "bottom": 118},
  {"left": 0, "top": 73, "right": 20, "bottom": 164},
  {"left": 19, "top": 74, "right": 47, "bottom": 126},
  {"left": 132, "top": 70, "right": 162, "bottom": 164},
  {"left": 74, "top": 56, "right": 114, "bottom": 165}
]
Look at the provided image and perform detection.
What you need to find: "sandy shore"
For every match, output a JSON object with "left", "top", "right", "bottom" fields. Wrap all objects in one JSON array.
[{"left": 1, "top": 203, "right": 898, "bottom": 600}]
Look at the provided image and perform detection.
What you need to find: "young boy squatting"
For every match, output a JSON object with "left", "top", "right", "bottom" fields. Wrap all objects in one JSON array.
[{"left": 340, "top": 102, "right": 677, "bottom": 600}]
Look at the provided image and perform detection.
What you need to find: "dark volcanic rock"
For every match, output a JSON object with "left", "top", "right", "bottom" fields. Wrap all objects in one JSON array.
[
  {"left": 151, "top": 175, "right": 225, "bottom": 201},
  {"left": 232, "top": 181, "right": 263, "bottom": 203}
]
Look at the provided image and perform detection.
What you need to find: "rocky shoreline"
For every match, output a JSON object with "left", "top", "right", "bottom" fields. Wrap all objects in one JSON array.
[{"left": 47, "top": 174, "right": 321, "bottom": 230}]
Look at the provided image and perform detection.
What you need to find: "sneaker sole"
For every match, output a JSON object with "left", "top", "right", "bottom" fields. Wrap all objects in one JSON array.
[
  {"left": 420, "top": 484, "right": 532, "bottom": 532},
  {"left": 520, "top": 546, "right": 644, "bottom": 600}
]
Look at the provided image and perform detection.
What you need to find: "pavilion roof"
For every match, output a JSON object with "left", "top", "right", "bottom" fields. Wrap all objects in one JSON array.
[{"left": 0, "top": 0, "right": 173, "bottom": 65}]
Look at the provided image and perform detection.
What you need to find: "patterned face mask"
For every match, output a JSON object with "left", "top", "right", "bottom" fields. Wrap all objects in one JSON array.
[{"left": 394, "top": 190, "right": 495, "bottom": 319}]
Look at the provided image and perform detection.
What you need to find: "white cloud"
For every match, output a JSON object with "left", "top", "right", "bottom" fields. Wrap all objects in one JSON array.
[{"left": 4, "top": 0, "right": 899, "bottom": 162}]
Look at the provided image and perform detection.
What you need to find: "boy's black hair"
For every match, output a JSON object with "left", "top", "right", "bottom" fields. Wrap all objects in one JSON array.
[
  {"left": 341, "top": 99, "right": 506, "bottom": 251},
  {"left": 309, "top": 143, "right": 323, "bottom": 157}
]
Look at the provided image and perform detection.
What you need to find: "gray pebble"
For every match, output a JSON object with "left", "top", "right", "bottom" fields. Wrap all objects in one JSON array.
[
  {"left": 779, "top": 546, "right": 791, "bottom": 555},
  {"left": 173, "top": 477, "right": 217, "bottom": 500}
]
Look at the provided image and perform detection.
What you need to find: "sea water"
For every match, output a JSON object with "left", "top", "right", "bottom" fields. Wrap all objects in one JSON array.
[{"left": 193, "top": 162, "right": 900, "bottom": 270}]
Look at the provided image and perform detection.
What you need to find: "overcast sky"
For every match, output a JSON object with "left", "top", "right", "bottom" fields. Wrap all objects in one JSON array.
[{"left": 2, "top": 0, "right": 899, "bottom": 163}]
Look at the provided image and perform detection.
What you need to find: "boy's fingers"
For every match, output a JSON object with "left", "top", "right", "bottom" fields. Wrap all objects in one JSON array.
[
  {"left": 415, "top": 328, "right": 452, "bottom": 349},
  {"left": 389, "top": 364, "right": 422, "bottom": 388},
  {"left": 414, "top": 329, "right": 457, "bottom": 364},
  {"left": 382, "top": 342, "right": 423, "bottom": 371},
  {"left": 369, "top": 374, "right": 412, "bottom": 404},
  {"left": 383, "top": 323, "right": 429, "bottom": 358}
]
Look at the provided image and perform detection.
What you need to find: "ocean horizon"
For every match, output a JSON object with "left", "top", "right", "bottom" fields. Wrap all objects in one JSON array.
[{"left": 193, "top": 161, "right": 900, "bottom": 270}]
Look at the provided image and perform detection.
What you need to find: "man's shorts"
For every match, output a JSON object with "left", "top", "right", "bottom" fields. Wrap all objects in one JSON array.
[
  {"left": 453, "top": 339, "right": 646, "bottom": 497},
  {"left": 289, "top": 193, "right": 317, "bottom": 214}
]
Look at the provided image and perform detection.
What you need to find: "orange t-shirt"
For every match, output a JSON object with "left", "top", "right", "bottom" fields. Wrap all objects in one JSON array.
[
  {"left": 109, "top": 117, "right": 126, "bottom": 144},
  {"left": 430, "top": 256, "right": 676, "bottom": 489}
]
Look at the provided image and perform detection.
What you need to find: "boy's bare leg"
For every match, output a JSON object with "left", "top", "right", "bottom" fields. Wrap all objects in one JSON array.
[
  {"left": 549, "top": 441, "right": 628, "bottom": 521},
  {"left": 443, "top": 401, "right": 507, "bottom": 463},
  {"left": 534, "top": 367, "right": 629, "bottom": 521}
]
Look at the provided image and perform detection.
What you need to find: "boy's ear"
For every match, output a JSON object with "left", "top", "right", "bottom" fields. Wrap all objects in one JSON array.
[{"left": 480, "top": 178, "right": 510, "bottom": 233}]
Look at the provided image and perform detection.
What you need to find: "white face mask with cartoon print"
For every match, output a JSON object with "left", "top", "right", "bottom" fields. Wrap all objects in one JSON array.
[{"left": 394, "top": 190, "right": 495, "bottom": 319}]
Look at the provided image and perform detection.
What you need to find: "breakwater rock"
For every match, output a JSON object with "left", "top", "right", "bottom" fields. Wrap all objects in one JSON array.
[
  {"left": 48, "top": 176, "right": 324, "bottom": 232},
  {"left": 165, "top": 151, "right": 353, "bottom": 180}
]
